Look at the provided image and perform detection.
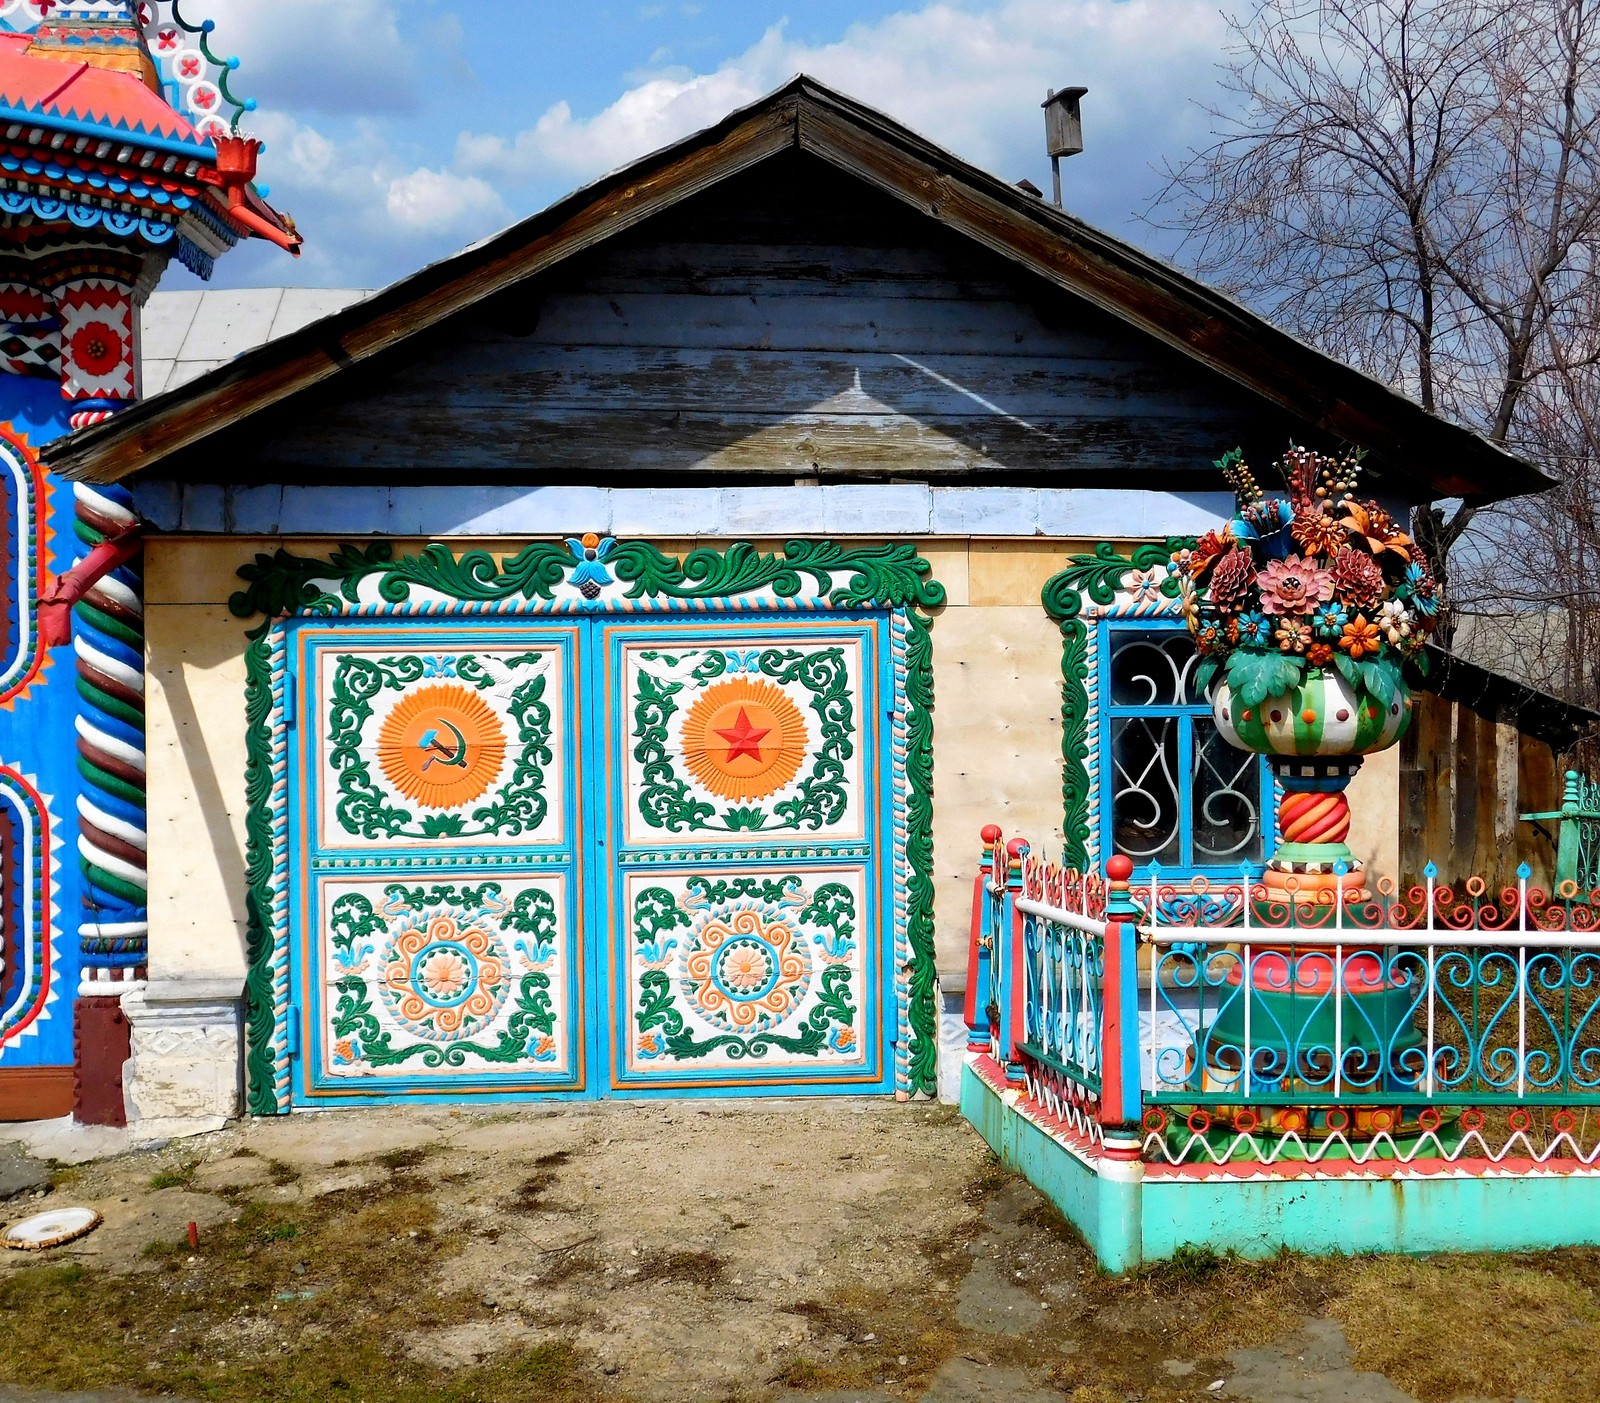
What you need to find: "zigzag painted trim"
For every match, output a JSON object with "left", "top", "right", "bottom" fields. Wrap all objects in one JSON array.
[
  {"left": 0, "top": 429, "right": 46, "bottom": 705},
  {"left": 0, "top": 765, "right": 60, "bottom": 1046}
]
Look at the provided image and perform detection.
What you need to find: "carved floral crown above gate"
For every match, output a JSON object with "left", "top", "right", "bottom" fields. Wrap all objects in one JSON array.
[{"left": 229, "top": 536, "right": 947, "bottom": 633}]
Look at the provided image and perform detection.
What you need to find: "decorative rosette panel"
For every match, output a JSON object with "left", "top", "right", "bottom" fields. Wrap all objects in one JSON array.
[
  {"left": 316, "top": 647, "right": 565, "bottom": 851},
  {"left": 622, "top": 867, "right": 874, "bottom": 1082},
  {"left": 619, "top": 640, "right": 868, "bottom": 846},
  {"left": 0, "top": 2, "right": 256, "bottom": 141},
  {"left": 315, "top": 877, "right": 573, "bottom": 1086}
]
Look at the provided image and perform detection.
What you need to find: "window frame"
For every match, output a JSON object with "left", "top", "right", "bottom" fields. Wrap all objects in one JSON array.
[{"left": 1095, "top": 618, "right": 1276, "bottom": 881}]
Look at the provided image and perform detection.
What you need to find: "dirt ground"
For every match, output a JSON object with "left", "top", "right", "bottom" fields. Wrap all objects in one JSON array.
[{"left": 0, "top": 1101, "right": 1597, "bottom": 1403}]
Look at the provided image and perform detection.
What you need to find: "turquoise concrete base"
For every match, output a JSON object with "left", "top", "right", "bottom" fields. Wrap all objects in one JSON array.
[{"left": 960, "top": 1059, "right": 1600, "bottom": 1270}]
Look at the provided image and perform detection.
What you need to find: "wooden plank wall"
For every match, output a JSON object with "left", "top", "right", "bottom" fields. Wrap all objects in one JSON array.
[
  {"left": 152, "top": 153, "right": 1307, "bottom": 487},
  {"left": 1399, "top": 691, "right": 1563, "bottom": 890}
]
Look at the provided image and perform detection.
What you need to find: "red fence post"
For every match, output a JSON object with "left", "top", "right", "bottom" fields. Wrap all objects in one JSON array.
[
  {"left": 999, "top": 839, "right": 1029, "bottom": 1086},
  {"left": 1100, "top": 855, "right": 1146, "bottom": 1133}
]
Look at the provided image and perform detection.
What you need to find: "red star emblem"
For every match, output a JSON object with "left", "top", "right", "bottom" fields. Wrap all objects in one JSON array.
[{"left": 714, "top": 708, "right": 770, "bottom": 763}]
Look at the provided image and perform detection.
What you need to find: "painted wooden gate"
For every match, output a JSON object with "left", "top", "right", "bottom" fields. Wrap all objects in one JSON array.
[{"left": 287, "top": 613, "right": 892, "bottom": 1104}]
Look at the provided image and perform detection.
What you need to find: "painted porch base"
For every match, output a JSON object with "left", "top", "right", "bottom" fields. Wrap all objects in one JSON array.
[{"left": 960, "top": 1054, "right": 1600, "bottom": 1271}]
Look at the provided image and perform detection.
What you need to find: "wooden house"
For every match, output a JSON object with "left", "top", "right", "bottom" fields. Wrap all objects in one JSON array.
[{"left": 44, "top": 77, "right": 1554, "bottom": 1132}]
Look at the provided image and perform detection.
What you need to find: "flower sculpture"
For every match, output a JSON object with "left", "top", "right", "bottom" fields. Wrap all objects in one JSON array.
[
  {"left": 1176, "top": 447, "right": 1443, "bottom": 1138},
  {"left": 1187, "top": 446, "right": 1438, "bottom": 714}
]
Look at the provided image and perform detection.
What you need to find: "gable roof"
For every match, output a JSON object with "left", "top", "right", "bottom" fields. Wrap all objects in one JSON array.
[
  {"left": 0, "top": 32, "right": 205, "bottom": 151},
  {"left": 43, "top": 76, "right": 1555, "bottom": 502}
]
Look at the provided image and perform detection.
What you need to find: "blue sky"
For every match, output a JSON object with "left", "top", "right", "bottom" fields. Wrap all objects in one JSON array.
[{"left": 190, "top": 0, "right": 1232, "bottom": 291}]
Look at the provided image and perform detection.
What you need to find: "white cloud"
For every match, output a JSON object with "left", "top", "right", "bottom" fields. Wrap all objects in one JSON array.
[
  {"left": 453, "top": 1, "right": 1229, "bottom": 232},
  {"left": 200, "top": 0, "right": 1233, "bottom": 289},
  {"left": 228, "top": 111, "right": 507, "bottom": 289},
  {"left": 214, "top": 0, "right": 424, "bottom": 115},
  {"left": 386, "top": 168, "right": 509, "bottom": 236}
]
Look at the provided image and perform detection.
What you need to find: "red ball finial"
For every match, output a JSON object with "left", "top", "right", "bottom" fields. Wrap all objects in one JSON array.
[
  {"left": 1106, "top": 854, "right": 1134, "bottom": 882},
  {"left": 1006, "top": 838, "right": 1029, "bottom": 858},
  {"left": 981, "top": 824, "right": 1003, "bottom": 843}
]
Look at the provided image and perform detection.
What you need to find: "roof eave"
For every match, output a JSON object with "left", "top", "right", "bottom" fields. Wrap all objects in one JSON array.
[{"left": 41, "top": 76, "right": 1555, "bottom": 505}]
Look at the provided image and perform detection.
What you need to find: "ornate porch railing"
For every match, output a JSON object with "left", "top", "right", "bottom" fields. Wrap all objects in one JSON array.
[
  {"left": 1523, "top": 770, "right": 1600, "bottom": 896},
  {"left": 964, "top": 829, "right": 1142, "bottom": 1157},
  {"left": 966, "top": 829, "right": 1600, "bottom": 1171}
]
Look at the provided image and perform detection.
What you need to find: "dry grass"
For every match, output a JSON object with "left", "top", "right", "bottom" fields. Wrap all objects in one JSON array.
[
  {"left": 637, "top": 1248, "right": 726, "bottom": 1287},
  {"left": 0, "top": 1176, "right": 609, "bottom": 1403},
  {"left": 1333, "top": 1254, "right": 1600, "bottom": 1403},
  {"left": 771, "top": 1283, "right": 962, "bottom": 1395}
]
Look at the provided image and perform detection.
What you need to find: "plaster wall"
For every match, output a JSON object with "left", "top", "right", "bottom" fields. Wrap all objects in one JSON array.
[{"left": 143, "top": 534, "right": 1404, "bottom": 994}]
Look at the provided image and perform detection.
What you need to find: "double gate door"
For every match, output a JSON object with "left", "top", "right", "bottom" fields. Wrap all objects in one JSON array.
[{"left": 286, "top": 612, "right": 894, "bottom": 1105}]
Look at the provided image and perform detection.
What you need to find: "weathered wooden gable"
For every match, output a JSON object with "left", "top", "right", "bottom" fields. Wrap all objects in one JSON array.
[{"left": 151, "top": 154, "right": 1306, "bottom": 488}]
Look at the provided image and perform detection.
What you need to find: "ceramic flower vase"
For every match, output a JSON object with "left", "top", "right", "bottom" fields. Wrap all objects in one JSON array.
[{"left": 1211, "top": 663, "right": 1413, "bottom": 901}]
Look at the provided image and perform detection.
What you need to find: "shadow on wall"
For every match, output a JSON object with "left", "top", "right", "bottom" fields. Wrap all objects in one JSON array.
[{"left": 151, "top": 611, "right": 252, "bottom": 976}]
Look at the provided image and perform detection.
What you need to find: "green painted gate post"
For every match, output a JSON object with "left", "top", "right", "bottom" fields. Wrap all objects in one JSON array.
[{"left": 1097, "top": 854, "right": 1146, "bottom": 1272}]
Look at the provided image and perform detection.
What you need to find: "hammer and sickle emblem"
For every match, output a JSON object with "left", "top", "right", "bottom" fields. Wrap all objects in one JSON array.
[{"left": 418, "top": 719, "right": 470, "bottom": 772}]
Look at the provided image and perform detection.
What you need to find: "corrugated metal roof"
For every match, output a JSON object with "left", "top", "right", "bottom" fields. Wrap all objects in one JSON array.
[{"left": 140, "top": 288, "right": 371, "bottom": 396}]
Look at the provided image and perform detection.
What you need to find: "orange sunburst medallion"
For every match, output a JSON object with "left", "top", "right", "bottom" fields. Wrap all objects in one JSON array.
[
  {"left": 679, "top": 678, "right": 810, "bottom": 802},
  {"left": 378, "top": 684, "right": 507, "bottom": 810}
]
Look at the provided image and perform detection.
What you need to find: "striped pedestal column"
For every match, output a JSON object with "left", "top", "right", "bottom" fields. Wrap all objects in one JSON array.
[{"left": 72, "top": 482, "right": 145, "bottom": 1127}]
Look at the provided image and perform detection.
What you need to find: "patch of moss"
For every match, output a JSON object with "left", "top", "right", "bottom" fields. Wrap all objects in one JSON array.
[{"left": 148, "top": 1160, "right": 198, "bottom": 1191}]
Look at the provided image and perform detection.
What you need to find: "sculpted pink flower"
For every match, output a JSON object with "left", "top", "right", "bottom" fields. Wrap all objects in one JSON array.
[{"left": 1256, "top": 555, "right": 1334, "bottom": 616}]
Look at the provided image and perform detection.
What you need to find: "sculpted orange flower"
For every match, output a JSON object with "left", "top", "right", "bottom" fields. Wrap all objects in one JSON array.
[
  {"left": 1185, "top": 528, "right": 1235, "bottom": 581},
  {"left": 1307, "top": 642, "right": 1334, "bottom": 666},
  {"left": 1290, "top": 504, "right": 1347, "bottom": 558},
  {"left": 1338, "top": 615, "right": 1382, "bottom": 660},
  {"left": 1338, "top": 500, "right": 1414, "bottom": 561}
]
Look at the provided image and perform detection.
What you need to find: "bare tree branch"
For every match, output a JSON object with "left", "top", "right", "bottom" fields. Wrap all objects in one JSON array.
[{"left": 1147, "top": 0, "right": 1600, "bottom": 703}]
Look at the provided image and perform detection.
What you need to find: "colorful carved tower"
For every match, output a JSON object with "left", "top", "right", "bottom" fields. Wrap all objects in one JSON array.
[{"left": 0, "top": 0, "right": 298, "bottom": 1123}]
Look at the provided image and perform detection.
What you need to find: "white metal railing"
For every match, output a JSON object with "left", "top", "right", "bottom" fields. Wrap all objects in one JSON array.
[{"left": 1143, "top": 870, "right": 1600, "bottom": 1106}]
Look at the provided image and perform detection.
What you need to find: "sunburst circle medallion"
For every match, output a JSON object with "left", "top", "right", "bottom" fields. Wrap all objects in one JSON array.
[
  {"left": 679, "top": 678, "right": 809, "bottom": 802},
  {"left": 378, "top": 683, "right": 507, "bottom": 810}
]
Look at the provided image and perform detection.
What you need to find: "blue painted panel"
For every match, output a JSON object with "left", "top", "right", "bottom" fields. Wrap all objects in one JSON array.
[
  {"left": 289, "top": 620, "right": 592, "bottom": 1107},
  {"left": 0, "top": 382, "right": 86, "bottom": 1074},
  {"left": 598, "top": 614, "right": 894, "bottom": 1097},
  {"left": 284, "top": 610, "right": 899, "bottom": 1104}
]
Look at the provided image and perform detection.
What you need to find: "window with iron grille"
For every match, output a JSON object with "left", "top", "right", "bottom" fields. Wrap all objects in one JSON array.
[{"left": 1099, "top": 620, "right": 1273, "bottom": 878}]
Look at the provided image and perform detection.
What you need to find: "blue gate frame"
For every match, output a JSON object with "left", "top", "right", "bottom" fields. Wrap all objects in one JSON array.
[{"left": 234, "top": 536, "right": 944, "bottom": 1112}]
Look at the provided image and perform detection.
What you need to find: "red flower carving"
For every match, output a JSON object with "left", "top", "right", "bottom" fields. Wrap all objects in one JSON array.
[{"left": 70, "top": 321, "right": 125, "bottom": 379}]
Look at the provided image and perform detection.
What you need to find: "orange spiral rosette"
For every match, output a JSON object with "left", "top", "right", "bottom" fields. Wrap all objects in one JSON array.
[
  {"left": 380, "top": 913, "right": 510, "bottom": 1041},
  {"left": 682, "top": 907, "right": 811, "bottom": 1033}
]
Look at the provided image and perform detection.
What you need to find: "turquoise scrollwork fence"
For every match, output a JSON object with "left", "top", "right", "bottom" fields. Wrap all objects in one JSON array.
[
  {"left": 968, "top": 830, "right": 1600, "bottom": 1170},
  {"left": 1523, "top": 770, "right": 1600, "bottom": 897}
]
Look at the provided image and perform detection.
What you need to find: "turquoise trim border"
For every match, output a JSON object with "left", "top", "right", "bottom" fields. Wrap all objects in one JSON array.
[{"left": 963, "top": 1060, "right": 1600, "bottom": 1269}]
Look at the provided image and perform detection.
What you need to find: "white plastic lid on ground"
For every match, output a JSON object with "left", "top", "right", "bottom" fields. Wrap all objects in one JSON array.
[{"left": 2, "top": 1206, "right": 101, "bottom": 1250}]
